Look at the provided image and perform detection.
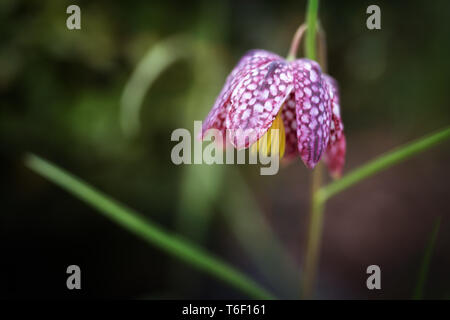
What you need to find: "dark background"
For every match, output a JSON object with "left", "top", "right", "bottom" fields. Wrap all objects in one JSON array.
[{"left": 1, "top": 0, "right": 449, "bottom": 299}]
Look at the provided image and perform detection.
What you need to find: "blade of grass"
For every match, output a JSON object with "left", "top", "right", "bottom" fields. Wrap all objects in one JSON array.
[
  {"left": 24, "top": 153, "right": 275, "bottom": 300},
  {"left": 120, "top": 35, "right": 193, "bottom": 138},
  {"left": 175, "top": 41, "right": 228, "bottom": 243},
  {"left": 413, "top": 216, "right": 441, "bottom": 300},
  {"left": 319, "top": 126, "right": 450, "bottom": 201}
]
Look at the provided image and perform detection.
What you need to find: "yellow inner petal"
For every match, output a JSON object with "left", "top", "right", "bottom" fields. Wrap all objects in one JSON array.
[{"left": 250, "top": 111, "right": 285, "bottom": 159}]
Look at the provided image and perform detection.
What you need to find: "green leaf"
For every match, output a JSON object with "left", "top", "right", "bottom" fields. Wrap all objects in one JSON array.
[
  {"left": 120, "top": 35, "right": 193, "bottom": 138},
  {"left": 413, "top": 216, "right": 441, "bottom": 300},
  {"left": 319, "top": 126, "right": 450, "bottom": 201},
  {"left": 24, "top": 153, "right": 275, "bottom": 300}
]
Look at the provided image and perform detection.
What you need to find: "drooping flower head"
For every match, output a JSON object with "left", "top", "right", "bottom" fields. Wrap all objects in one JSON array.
[{"left": 201, "top": 50, "right": 346, "bottom": 177}]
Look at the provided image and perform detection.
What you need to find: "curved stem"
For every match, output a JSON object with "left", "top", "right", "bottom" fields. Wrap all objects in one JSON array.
[
  {"left": 287, "top": 23, "right": 326, "bottom": 65},
  {"left": 287, "top": 24, "right": 307, "bottom": 61}
]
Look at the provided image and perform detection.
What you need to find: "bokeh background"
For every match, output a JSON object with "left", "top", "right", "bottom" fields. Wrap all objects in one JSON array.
[{"left": 1, "top": 0, "right": 449, "bottom": 299}]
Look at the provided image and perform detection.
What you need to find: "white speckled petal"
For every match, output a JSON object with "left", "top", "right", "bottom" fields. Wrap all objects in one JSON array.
[
  {"left": 201, "top": 50, "right": 282, "bottom": 140},
  {"left": 281, "top": 93, "right": 298, "bottom": 158},
  {"left": 292, "top": 59, "right": 331, "bottom": 169},
  {"left": 227, "top": 60, "right": 294, "bottom": 149},
  {"left": 323, "top": 74, "right": 346, "bottom": 177}
]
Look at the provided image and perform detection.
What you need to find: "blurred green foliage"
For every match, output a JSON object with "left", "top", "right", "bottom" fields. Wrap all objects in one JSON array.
[{"left": 1, "top": 0, "right": 449, "bottom": 299}]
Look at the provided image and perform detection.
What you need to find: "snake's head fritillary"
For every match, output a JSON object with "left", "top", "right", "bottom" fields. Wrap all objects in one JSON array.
[{"left": 201, "top": 50, "right": 346, "bottom": 177}]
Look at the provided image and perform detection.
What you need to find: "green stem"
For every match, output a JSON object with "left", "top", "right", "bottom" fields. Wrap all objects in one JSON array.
[
  {"left": 300, "top": 0, "right": 448, "bottom": 299},
  {"left": 24, "top": 153, "right": 275, "bottom": 300},
  {"left": 305, "top": 0, "right": 319, "bottom": 60},
  {"left": 319, "top": 126, "right": 450, "bottom": 201},
  {"left": 302, "top": 162, "right": 325, "bottom": 299},
  {"left": 301, "top": 0, "right": 322, "bottom": 299}
]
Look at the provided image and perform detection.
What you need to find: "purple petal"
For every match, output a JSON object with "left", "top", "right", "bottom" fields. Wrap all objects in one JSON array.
[
  {"left": 227, "top": 59, "right": 294, "bottom": 149},
  {"left": 201, "top": 50, "right": 281, "bottom": 140},
  {"left": 322, "top": 74, "right": 346, "bottom": 177},
  {"left": 292, "top": 59, "right": 331, "bottom": 169},
  {"left": 281, "top": 93, "right": 298, "bottom": 158}
]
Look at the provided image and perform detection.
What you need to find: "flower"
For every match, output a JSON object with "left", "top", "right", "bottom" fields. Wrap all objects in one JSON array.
[{"left": 201, "top": 49, "right": 346, "bottom": 177}]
